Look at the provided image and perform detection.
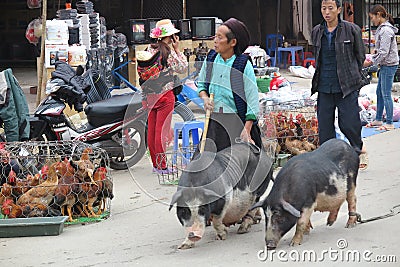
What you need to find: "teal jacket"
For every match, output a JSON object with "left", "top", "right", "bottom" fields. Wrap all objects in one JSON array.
[
  {"left": 0, "top": 68, "right": 30, "bottom": 141},
  {"left": 197, "top": 53, "right": 259, "bottom": 121}
]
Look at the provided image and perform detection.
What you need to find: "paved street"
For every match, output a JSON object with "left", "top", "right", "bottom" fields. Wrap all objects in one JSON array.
[{"left": 0, "top": 68, "right": 399, "bottom": 266}]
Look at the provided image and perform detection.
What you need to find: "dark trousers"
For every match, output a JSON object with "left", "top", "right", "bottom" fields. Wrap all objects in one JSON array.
[
  {"left": 317, "top": 91, "right": 363, "bottom": 154},
  {"left": 194, "top": 113, "right": 262, "bottom": 155}
]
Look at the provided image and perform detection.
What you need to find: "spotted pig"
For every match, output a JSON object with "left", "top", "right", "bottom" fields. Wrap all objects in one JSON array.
[{"left": 251, "top": 139, "right": 359, "bottom": 249}]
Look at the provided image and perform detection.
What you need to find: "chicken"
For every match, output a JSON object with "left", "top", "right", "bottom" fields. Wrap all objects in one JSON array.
[
  {"left": 2, "top": 198, "right": 23, "bottom": 218},
  {"left": 285, "top": 138, "right": 307, "bottom": 155},
  {"left": 0, "top": 183, "right": 13, "bottom": 206},
  {"left": 22, "top": 203, "right": 61, "bottom": 217},
  {"left": 93, "top": 167, "right": 114, "bottom": 215},
  {"left": 11, "top": 174, "right": 42, "bottom": 199},
  {"left": 78, "top": 166, "right": 107, "bottom": 218},
  {"left": 70, "top": 148, "right": 95, "bottom": 184},
  {"left": 52, "top": 159, "right": 81, "bottom": 222},
  {"left": 16, "top": 161, "right": 60, "bottom": 208},
  {"left": 285, "top": 137, "right": 317, "bottom": 155}
]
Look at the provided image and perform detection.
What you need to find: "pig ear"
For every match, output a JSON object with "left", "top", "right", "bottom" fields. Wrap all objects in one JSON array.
[
  {"left": 169, "top": 190, "right": 183, "bottom": 211},
  {"left": 202, "top": 188, "right": 221, "bottom": 200},
  {"left": 281, "top": 200, "right": 301, "bottom": 218},
  {"left": 250, "top": 199, "right": 266, "bottom": 211}
]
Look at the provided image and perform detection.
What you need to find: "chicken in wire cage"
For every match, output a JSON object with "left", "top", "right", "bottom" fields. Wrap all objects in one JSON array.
[
  {"left": 0, "top": 141, "right": 113, "bottom": 223},
  {"left": 258, "top": 100, "right": 319, "bottom": 157}
]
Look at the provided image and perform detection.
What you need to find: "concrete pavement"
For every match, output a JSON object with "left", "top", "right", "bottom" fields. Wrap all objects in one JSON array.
[{"left": 0, "top": 67, "right": 399, "bottom": 266}]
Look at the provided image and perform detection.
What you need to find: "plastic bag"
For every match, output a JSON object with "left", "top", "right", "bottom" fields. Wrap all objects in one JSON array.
[
  {"left": 27, "top": 0, "right": 42, "bottom": 9},
  {"left": 288, "top": 65, "right": 315, "bottom": 79},
  {"left": 25, "top": 18, "right": 42, "bottom": 45}
]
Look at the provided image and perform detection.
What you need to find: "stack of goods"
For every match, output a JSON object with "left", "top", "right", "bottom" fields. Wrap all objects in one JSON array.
[
  {"left": 76, "top": 0, "right": 100, "bottom": 50},
  {"left": 76, "top": 1, "right": 94, "bottom": 14},
  {"left": 56, "top": 8, "right": 80, "bottom": 45}
]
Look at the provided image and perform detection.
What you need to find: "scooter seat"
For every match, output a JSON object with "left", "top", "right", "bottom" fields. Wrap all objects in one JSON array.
[{"left": 85, "top": 93, "right": 142, "bottom": 128}]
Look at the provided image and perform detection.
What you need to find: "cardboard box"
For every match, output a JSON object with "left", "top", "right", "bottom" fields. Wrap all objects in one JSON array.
[{"left": 45, "top": 43, "right": 69, "bottom": 68}]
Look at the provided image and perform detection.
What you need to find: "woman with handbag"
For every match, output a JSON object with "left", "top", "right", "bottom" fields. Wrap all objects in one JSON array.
[
  {"left": 139, "top": 19, "right": 188, "bottom": 174},
  {"left": 364, "top": 5, "right": 399, "bottom": 131}
]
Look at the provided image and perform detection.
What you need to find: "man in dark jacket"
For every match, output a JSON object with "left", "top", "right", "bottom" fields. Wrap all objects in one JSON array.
[{"left": 311, "top": 0, "right": 368, "bottom": 168}]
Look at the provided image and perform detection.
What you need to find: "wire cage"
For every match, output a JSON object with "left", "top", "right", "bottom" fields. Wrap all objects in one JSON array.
[
  {"left": 155, "top": 146, "right": 196, "bottom": 185},
  {"left": 0, "top": 141, "right": 113, "bottom": 224},
  {"left": 258, "top": 100, "right": 319, "bottom": 158}
]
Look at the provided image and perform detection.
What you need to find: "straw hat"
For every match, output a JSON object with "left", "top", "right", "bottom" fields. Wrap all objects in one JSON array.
[{"left": 150, "top": 19, "right": 180, "bottom": 39}]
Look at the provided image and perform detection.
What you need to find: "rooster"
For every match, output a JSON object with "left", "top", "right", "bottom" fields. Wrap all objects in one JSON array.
[
  {"left": 51, "top": 158, "right": 81, "bottom": 222},
  {"left": 2, "top": 198, "right": 23, "bottom": 218}
]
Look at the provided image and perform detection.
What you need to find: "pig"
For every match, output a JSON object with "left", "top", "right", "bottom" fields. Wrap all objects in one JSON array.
[
  {"left": 169, "top": 142, "right": 273, "bottom": 249},
  {"left": 251, "top": 138, "right": 359, "bottom": 249}
]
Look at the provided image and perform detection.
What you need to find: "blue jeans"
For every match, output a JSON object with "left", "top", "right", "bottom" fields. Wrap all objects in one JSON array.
[{"left": 376, "top": 65, "right": 398, "bottom": 124}]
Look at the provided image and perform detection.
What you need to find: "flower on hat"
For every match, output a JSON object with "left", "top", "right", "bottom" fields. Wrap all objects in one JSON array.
[{"left": 151, "top": 27, "right": 168, "bottom": 39}]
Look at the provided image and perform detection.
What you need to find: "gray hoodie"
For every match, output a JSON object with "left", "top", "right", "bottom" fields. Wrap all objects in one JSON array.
[{"left": 372, "top": 21, "right": 399, "bottom": 66}]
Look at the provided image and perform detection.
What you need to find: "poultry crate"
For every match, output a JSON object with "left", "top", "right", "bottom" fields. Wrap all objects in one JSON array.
[
  {"left": 0, "top": 141, "right": 113, "bottom": 225},
  {"left": 155, "top": 146, "right": 196, "bottom": 185},
  {"left": 258, "top": 100, "right": 319, "bottom": 158}
]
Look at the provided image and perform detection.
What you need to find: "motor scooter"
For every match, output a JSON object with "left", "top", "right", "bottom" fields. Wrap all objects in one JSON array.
[{"left": 29, "top": 67, "right": 195, "bottom": 171}]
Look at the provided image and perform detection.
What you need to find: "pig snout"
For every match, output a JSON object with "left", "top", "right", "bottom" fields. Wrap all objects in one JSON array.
[
  {"left": 266, "top": 240, "right": 278, "bottom": 250},
  {"left": 188, "top": 231, "right": 202, "bottom": 242},
  {"left": 185, "top": 225, "right": 204, "bottom": 242}
]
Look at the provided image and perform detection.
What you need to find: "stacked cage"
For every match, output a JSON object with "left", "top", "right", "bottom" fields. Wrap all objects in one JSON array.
[{"left": 0, "top": 141, "right": 113, "bottom": 224}]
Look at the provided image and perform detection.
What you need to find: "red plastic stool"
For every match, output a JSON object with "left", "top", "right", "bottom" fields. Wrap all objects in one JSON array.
[{"left": 303, "top": 58, "right": 315, "bottom": 68}]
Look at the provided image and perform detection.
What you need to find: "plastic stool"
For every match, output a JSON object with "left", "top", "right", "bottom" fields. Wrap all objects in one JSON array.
[
  {"left": 173, "top": 121, "right": 204, "bottom": 162},
  {"left": 303, "top": 58, "right": 315, "bottom": 68}
]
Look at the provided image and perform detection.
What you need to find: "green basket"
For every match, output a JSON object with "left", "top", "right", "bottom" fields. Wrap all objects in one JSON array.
[{"left": 256, "top": 77, "right": 271, "bottom": 93}]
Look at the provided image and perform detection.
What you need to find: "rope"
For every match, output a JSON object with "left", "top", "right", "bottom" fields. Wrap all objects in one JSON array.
[{"left": 349, "top": 204, "right": 400, "bottom": 224}]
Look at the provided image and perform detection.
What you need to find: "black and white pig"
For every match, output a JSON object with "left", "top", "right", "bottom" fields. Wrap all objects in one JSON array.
[
  {"left": 169, "top": 142, "right": 273, "bottom": 249},
  {"left": 251, "top": 139, "right": 359, "bottom": 249}
]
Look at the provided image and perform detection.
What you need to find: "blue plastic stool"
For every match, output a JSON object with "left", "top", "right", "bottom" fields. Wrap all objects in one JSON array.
[{"left": 173, "top": 121, "right": 204, "bottom": 163}]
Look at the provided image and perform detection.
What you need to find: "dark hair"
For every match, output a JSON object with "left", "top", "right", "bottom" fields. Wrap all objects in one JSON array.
[
  {"left": 321, "top": 0, "right": 341, "bottom": 8},
  {"left": 369, "top": 4, "right": 395, "bottom": 25},
  {"left": 222, "top": 18, "right": 250, "bottom": 55},
  {"left": 150, "top": 40, "right": 170, "bottom": 68}
]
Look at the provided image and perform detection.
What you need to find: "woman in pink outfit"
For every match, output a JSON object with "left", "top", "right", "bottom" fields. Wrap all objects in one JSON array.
[{"left": 142, "top": 19, "right": 188, "bottom": 174}]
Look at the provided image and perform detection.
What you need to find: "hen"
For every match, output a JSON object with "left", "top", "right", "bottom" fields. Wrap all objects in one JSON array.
[
  {"left": 52, "top": 158, "right": 81, "bottom": 222},
  {"left": 78, "top": 166, "right": 107, "bottom": 218},
  {"left": 16, "top": 161, "right": 60, "bottom": 208}
]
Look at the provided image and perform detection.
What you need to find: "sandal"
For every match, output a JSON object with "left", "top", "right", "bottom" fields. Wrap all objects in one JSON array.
[
  {"left": 365, "top": 120, "right": 383, "bottom": 128},
  {"left": 377, "top": 124, "right": 395, "bottom": 131},
  {"left": 359, "top": 152, "right": 369, "bottom": 171}
]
